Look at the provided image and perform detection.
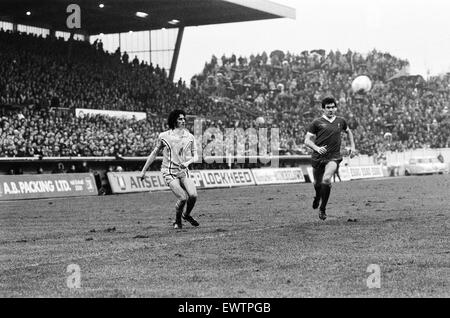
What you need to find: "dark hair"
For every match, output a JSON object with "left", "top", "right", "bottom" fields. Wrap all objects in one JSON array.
[
  {"left": 167, "top": 109, "right": 186, "bottom": 129},
  {"left": 321, "top": 97, "right": 337, "bottom": 109}
]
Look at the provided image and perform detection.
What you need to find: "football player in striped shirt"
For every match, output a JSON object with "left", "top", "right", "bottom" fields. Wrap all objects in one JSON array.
[
  {"left": 140, "top": 109, "right": 199, "bottom": 229},
  {"left": 304, "top": 97, "right": 356, "bottom": 220}
]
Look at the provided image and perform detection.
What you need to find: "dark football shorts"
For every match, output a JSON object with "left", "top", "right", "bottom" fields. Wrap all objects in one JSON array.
[{"left": 311, "top": 157, "right": 343, "bottom": 170}]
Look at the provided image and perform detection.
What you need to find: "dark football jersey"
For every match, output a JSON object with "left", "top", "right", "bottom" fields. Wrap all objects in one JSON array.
[{"left": 307, "top": 116, "right": 348, "bottom": 160}]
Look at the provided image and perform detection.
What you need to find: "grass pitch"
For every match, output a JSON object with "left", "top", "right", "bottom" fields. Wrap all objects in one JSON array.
[{"left": 1, "top": 175, "right": 449, "bottom": 297}]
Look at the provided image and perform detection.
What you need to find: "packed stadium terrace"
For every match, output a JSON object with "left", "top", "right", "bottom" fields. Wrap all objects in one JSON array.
[
  {"left": 0, "top": 29, "right": 255, "bottom": 158},
  {"left": 1, "top": 29, "right": 449, "bottom": 159},
  {"left": 193, "top": 50, "right": 450, "bottom": 155}
]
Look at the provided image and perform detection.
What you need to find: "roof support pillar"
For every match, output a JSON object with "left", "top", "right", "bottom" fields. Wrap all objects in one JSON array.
[{"left": 169, "top": 26, "right": 184, "bottom": 82}]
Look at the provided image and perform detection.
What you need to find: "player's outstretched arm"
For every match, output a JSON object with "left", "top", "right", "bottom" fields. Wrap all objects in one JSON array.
[{"left": 140, "top": 140, "right": 164, "bottom": 179}]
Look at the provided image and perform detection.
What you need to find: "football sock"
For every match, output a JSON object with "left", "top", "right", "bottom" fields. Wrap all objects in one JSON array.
[
  {"left": 313, "top": 168, "right": 324, "bottom": 185},
  {"left": 175, "top": 199, "right": 186, "bottom": 219},
  {"left": 184, "top": 196, "right": 197, "bottom": 217},
  {"left": 314, "top": 184, "right": 321, "bottom": 199},
  {"left": 320, "top": 183, "right": 331, "bottom": 211}
]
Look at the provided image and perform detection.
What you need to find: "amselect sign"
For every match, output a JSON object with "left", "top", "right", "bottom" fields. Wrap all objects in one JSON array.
[
  {"left": 107, "top": 171, "right": 170, "bottom": 193},
  {"left": 0, "top": 173, "right": 98, "bottom": 200},
  {"left": 107, "top": 170, "right": 206, "bottom": 194}
]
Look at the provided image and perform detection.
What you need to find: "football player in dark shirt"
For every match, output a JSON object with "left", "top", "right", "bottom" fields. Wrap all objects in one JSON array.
[{"left": 304, "top": 97, "right": 356, "bottom": 220}]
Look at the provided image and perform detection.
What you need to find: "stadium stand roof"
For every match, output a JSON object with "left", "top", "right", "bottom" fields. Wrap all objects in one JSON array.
[{"left": 0, "top": 0, "right": 296, "bottom": 35}]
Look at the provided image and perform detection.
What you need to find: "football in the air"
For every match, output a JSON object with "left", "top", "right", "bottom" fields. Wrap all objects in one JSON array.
[{"left": 351, "top": 75, "right": 372, "bottom": 94}]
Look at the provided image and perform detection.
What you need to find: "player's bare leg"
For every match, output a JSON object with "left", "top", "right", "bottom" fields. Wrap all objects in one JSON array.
[
  {"left": 180, "top": 176, "right": 199, "bottom": 226},
  {"left": 169, "top": 179, "right": 188, "bottom": 229},
  {"left": 319, "top": 161, "right": 338, "bottom": 220}
]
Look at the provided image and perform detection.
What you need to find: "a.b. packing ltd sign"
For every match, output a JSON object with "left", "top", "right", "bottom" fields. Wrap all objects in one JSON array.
[{"left": 0, "top": 173, "right": 98, "bottom": 200}]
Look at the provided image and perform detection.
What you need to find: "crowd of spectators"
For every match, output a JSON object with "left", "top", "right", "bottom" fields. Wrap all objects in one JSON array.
[
  {"left": 0, "top": 105, "right": 267, "bottom": 161},
  {"left": 0, "top": 29, "right": 258, "bottom": 158},
  {"left": 194, "top": 49, "right": 450, "bottom": 156},
  {"left": 1, "top": 29, "right": 449, "bottom": 160},
  {"left": 0, "top": 106, "right": 164, "bottom": 157},
  {"left": 0, "top": 29, "right": 249, "bottom": 120}
]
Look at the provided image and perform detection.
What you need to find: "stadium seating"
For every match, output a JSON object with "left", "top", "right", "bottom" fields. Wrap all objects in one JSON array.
[
  {"left": 195, "top": 50, "right": 450, "bottom": 156},
  {"left": 1, "top": 29, "right": 449, "bottom": 161}
]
